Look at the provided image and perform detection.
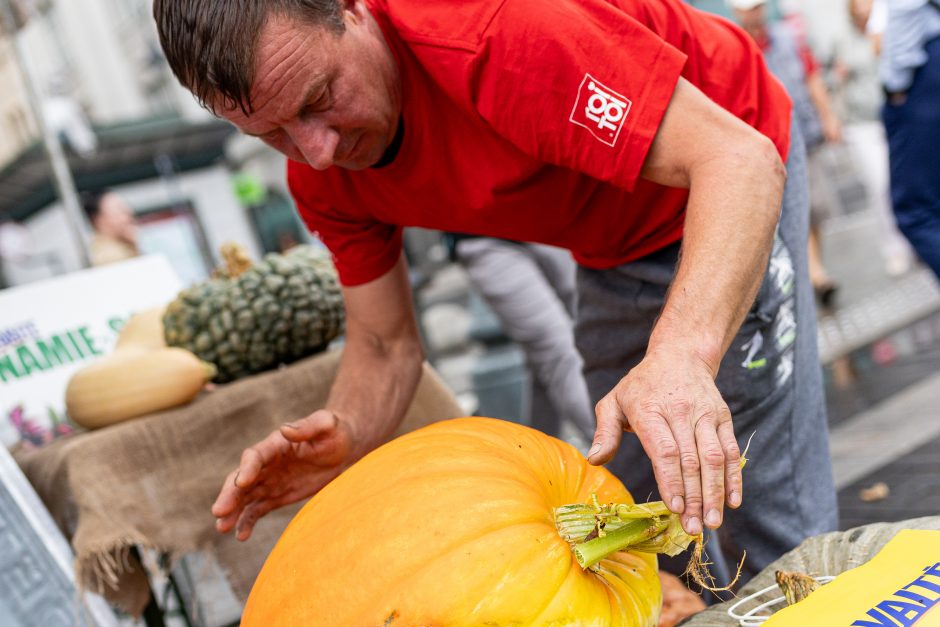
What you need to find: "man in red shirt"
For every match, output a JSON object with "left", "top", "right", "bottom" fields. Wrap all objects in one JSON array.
[{"left": 154, "top": 0, "right": 837, "bottom": 585}]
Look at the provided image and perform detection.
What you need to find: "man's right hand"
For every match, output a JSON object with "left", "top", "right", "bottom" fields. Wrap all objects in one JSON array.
[
  {"left": 211, "top": 409, "right": 353, "bottom": 541},
  {"left": 212, "top": 256, "right": 427, "bottom": 540}
]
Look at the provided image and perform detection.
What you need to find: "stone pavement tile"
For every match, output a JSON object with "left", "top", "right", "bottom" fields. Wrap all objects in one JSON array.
[
  {"left": 816, "top": 269, "right": 940, "bottom": 365},
  {"left": 820, "top": 212, "right": 898, "bottom": 307},
  {"left": 825, "top": 325, "right": 940, "bottom": 428},
  {"left": 828, "top": 369, "right": 940, "bottom": 489},
  {"left": 837, "top": 433, "right": 940, "bottom": 531}
]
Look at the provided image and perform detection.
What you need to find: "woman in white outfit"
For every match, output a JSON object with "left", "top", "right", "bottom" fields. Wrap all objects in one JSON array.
[{"left": 835, "top": 0, "right": 916, "bottom": 276}]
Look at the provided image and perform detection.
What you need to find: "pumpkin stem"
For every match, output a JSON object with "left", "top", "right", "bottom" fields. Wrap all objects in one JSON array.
[
  {"left": 200, "top": 361, "right": 218, "bottom": 381},
  {"left": 574, "top": 518, "right": 670, "bottom": 569},
  {"left": 218, "top": 242, "right": 253, "bottom": 278},
  {"left": 555, "top": 501, "right": 695, "bottom": 567},
  {"left": 555, "top": 438, "right": 754, "bottom": 586}
]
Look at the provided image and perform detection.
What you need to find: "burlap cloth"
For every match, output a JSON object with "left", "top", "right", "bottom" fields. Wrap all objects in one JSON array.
[
  {"left": 681, "top": 515, "right": 940, "bottom": 625},
  {"left": 13, "top": 349, "right": 463, "bottom": 617}
]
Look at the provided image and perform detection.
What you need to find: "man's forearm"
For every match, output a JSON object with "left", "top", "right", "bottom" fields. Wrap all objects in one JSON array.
[
  {"left": 327, "top": 330, "right": 426, "bottom": 450},
  {"left": 649, "top": 135, "right": 786, "bottom": 374}
]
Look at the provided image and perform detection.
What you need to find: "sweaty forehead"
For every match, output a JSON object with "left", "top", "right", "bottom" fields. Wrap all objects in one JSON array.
[
  {"left": 255, "top": 19, "right": 320, "bottom": 100},
  {"left": 229, "top": 15, "right": 332, "bottom": 130}
]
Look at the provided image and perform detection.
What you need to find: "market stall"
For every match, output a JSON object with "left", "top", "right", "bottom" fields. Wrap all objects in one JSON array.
[
  {"left": 13, "top": 348, "right": 463, "bottom": 618},
  {"left": 0, "top": 246, "right": 464, "bottom": 624}
]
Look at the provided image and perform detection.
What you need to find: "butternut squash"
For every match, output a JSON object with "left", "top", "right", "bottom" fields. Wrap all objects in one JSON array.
[
  {"left": 66, "top": 347, "right": 215, "bottom": 429},
  {"left": 115, "top": 306, "right": 167, "bottom": 351}
]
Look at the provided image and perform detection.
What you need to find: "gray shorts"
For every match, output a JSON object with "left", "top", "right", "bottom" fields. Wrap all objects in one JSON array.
[{"left": 574, "top": 120, "right": 838, "bottom": 588}]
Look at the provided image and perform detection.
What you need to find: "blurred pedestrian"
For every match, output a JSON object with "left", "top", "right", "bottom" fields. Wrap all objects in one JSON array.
[
  {"left": 81, "top": 189, "right": 140, "bottom": 267},
  {"left": 444, "top": 234, "right": 594, "bottom": 449},
  {"left": 833, "top": 0, "right": 915, "bottom": 276},
  {"left": 880, "top": 0, "right": 940, "bottom": 278},
  {"left": 730, "top": 0, "right": 843, "bottom": 307}
]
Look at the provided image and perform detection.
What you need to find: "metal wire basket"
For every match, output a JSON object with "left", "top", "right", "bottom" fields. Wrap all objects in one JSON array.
[{"left": 726, "top": 575, "right": 835, "bottom": 626}]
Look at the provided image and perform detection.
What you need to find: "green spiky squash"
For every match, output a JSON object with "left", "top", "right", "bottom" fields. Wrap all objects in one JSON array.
[{"left": 162, "top": 245, "right": 344, "bottom": 382}]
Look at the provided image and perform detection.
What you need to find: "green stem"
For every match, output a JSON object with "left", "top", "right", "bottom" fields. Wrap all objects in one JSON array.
[
  {"left": 574, "top": 518, "right": 669, "bottom": 569},
  {"left": 201, "top": 361, "right": 218, "bottom": 381}
]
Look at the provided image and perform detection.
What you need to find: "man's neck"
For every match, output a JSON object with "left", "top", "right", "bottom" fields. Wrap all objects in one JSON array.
[{"left": 372, "top": 115, "right": 405, "bottom": 168}]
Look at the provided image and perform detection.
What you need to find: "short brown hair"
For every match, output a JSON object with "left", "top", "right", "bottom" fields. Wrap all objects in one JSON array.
[{"left": 153, "top": 0, "right": 345, "bottom": 115}]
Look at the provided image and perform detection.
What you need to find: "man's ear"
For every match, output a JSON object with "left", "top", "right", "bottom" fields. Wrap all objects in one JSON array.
[
  {"left": 344, "top": 0, "right": 364, "bottom": 15},
  {"left": 343, "top": 0, "right": 364, "bottom": 23}
]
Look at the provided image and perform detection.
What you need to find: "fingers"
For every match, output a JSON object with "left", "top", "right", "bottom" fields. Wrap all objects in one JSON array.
[
  {"left": 211, "top": 468, "right": 241, "bottom": 520},
  {"left": 211, "top": 428, "right": 291, "bottom": 531},
  {"left": 213, "top": 464, "right": 259, "bottom": 533},
  {"left": 587, "top": 395, "right": 628, "bottom": 465},
  {"left": 234, "top": 499, "right": 278, "bottom": 541},
  {"left": 671, "top": 403, "right": 704, "bottom": 535},
  {"left": 212, "top": 468, "right": 250, "bottom": 534},
  {"left": 632, "top": 397, "right": 736, "bottom": 536},
  {"left": 631, "top": 410, "right": 690, "bottom": 523},
  {"left": 590, "top": 359, "right": 741, "bottom": 537},
  {"left": 236, "top": 429, "right": 288, "bottom": 488},
  {"left": 692, "top": 406, "right": 727, "bottom": 531},
  {"left": 718, "top": 418, "right": 742, "bottom": 509},
  {"left": 215, "top": 509, "right": 239, "bottom": 534},
  {"left": 280, "top": 409, "right": 339, "bottom": 442},
  {"left": 281, "top": 409, "right": 348, "bottom": 466}
]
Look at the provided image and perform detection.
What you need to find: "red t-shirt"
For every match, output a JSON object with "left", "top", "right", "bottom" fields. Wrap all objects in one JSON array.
[{"left": 289, "top": 0, "right": 792, "bottom": 286}]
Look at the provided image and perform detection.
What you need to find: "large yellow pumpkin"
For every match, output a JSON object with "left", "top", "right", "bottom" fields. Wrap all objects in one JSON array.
[{"left": 243, "top": 417, "right": 661, "bottom": 626}]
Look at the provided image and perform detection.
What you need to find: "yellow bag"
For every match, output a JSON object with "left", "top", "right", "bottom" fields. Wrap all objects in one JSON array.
[{"left": 766, "top": 529, "right": 940, "bottom": 626}]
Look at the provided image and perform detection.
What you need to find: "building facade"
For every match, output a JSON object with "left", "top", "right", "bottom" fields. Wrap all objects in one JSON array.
[{"left": 0, "top": 0, "right": 301, "bottom": 289}]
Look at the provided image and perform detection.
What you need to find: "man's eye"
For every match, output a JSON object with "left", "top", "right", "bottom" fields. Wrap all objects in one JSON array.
[{"left": 305, "top": 88, "right": 331, "bottom": 115}]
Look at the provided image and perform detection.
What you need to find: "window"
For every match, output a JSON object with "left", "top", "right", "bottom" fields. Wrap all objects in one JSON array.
[{"left": 135, "top": 201, "right": 214, "bottom": 287}]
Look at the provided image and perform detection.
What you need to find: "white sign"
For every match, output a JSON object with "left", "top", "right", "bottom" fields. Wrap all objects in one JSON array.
[{"left": 0, "top": 256, "right": 182, "bottom": 448}]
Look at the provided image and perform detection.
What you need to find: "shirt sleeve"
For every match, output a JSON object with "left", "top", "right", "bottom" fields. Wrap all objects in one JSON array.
[
  {"left": 867, "top": 0, "right": 888, "bottom": 35},
  {"left": 469, "top": 0, "right": 687, "bottom": 192},
  {"left": 798, "top": 42, "right": 820, "bottom": 77},
  {"left": 287, "top": 162, "right": 403, "bottom": 287},
  {"left": 881, "top": 0, "right": 932, "bottom": 93}
]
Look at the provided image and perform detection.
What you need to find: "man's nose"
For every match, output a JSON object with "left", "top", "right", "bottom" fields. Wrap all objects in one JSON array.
[{"left": 287, "top": 121, "right": 339, "bottom": 171}]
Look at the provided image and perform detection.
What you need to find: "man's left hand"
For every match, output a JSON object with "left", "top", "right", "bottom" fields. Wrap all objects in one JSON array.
[{"left": 587, "top": 345, "right": 742, "bottom": 536}]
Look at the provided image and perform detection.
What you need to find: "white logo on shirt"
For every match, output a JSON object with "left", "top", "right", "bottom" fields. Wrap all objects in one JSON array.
[{"left": 569, "top": 73, "right": 631, "bottom": 147}]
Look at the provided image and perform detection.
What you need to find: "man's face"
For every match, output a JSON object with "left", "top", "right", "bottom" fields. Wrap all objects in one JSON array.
[
  {"left": 734, "top": 5, "right": 768, "bottom": 43},
  {"left": 219, "top": 1, "right": 401, "bottom": 171}
]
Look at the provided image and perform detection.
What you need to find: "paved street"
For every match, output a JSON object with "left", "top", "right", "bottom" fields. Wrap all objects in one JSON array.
[
  {"left": 819, "top": 211, "right": 940, "bottom": 532},
  {"left": 838, "top": 432, "right": 940, "bottom": 530}
]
